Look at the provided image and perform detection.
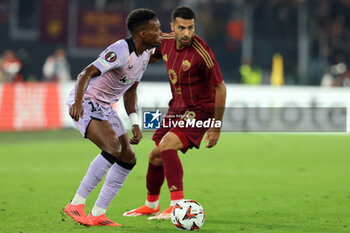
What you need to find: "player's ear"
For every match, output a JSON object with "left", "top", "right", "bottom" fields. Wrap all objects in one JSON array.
[
  {"left": 170, "top": 22, "right": 174, "bottom": 32},
  {"left": 139, "top": 30, "right": 147, "bottom": 39}
]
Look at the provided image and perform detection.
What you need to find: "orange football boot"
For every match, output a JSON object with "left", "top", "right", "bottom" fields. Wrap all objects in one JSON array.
[
  {"left": 148, "top": 205, "right": 174, "bottom": 220},
  {"left": 64, "top": 203, "right": 89, "bottom": 225},
  {"left": 123, "top": 205, "right": 160, "bottom": 217},
  {"left": 87, "top": 213, "right": 122, "bottom": 226}
]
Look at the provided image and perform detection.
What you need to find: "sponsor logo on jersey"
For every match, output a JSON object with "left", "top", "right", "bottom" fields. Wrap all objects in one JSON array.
[
  {"left": 105, "top": 52, "right": 117, "bottom": 62},
  {"left": 118, "top": 75, "right": 136, "bottom": 85}
]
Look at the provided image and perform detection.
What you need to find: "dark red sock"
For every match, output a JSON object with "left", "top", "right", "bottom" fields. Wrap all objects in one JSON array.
[
  {"left": 146, "top": 162, "right": 164, "bottom": 201},
  {"left": 160, "top": 149, "right": 184, "bottom": 200}
]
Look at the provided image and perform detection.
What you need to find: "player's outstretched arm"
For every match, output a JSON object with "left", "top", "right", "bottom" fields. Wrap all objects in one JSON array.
[
  {"left": 205, "top": 80, "right": 226, "bottom": 148},
  {"left": 124, "top": 82, "right": 142, "bottom": 144},
  {"left": 70, "top": 65, "right": 101, "bottom": 121}
]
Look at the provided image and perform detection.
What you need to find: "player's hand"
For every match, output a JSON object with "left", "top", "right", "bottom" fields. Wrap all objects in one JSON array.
[
  {"left": 205, "top": 127, "right": 221, "bottom": 148},
  {"left": 69, "top": 102, "right": 84, "bottom": 121},
  {"left": 130, "top": 125, "right": 142, "bottom": 145}
]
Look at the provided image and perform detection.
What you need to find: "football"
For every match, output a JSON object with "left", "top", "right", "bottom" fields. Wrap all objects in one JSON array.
[{"left": 171, "top": 199, "right": 205, "bottom": 231}]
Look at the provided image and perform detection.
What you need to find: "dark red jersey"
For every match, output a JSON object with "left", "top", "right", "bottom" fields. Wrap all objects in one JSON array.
[{"left": 154, "top": 33, "right": 223, "bottom": 111}]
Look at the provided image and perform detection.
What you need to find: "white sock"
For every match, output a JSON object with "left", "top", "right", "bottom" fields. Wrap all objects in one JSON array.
[
  {"left": 71, "top": 193, "right": 86, "bottom": 205},
  {"left": 170, "top": 199, "right": 183, "bottom": 207},
  {"left": 146, "top": 200, "right": 159, "bottom": 209},
  {"left": 91, "top": 205, "right": 106, "bottom": 216}
]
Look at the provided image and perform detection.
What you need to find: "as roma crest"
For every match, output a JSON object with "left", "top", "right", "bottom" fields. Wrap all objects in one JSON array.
[{"left": 182, "top": 60, "right": 191, "bottom": 72}]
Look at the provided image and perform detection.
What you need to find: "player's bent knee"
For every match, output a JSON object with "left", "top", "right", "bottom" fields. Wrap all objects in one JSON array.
[
  {"left": 158, "top": 133, "right": 183, "bottom": 152},
  {"left": 119, "top": 147, "right": 136, "bottom": 164},
  {"left": 103, "top": 139, "right": 122, "bottom": 157},
  {"left": 158, "top": 139, "right": 177, "bottom": 152},
  {"left": 149, "top": 150, "right": 162, "bottom": 166},
  {"left": 104, "top": 147, "right": 121, "bottom": 158}
]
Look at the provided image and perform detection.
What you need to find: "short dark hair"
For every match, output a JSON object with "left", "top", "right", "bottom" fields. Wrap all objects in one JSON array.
[
  {"left": 172, "top": 6, "right": 195, "bottom": 22},
  {"left": 126, "top": 9, "right": 157, "bottom": 34}
]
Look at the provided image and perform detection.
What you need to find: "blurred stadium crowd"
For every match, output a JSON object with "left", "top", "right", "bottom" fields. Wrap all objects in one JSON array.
[{"left": 0, "top": 0, "right": 349, "bottom": 86}]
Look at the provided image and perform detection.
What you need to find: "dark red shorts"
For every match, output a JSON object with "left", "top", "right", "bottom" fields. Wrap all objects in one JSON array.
[{"left": 152, "top": 107, "right": 214, "bottom": 153}]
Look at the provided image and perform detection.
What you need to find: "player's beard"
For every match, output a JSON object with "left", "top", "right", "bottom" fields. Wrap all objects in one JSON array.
[{"left": 179, "top": 36, "right": 193, "bottom": 47}]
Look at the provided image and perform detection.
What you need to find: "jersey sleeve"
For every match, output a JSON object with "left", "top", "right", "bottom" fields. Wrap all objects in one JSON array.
[
  {"left": 203, "top": 46, "right": 224, "bottom": 86},
  {"left": 91, "top": 40, "right": 128, "bottom": 74}
]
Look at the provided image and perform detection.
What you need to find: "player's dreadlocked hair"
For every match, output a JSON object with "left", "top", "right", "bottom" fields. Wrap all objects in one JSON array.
[
  {"left": 126, "top": 8, "right": 157, "bottom": 34},
  {"left": 172, "top": 6, "right": 196, "bottom": 22}
]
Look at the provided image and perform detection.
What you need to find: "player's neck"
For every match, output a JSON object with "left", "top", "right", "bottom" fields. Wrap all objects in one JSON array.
[
  {"left": 175, "top": 40, "right": 184, "bottom": 50},
  {"left": 132, "top": 37, "right": 147, "bottom": 56}
]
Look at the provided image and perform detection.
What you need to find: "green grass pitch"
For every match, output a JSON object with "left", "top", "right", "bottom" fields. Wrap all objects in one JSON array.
[{"left": 0, "top": 129, "right": 349, "bottom": 233}]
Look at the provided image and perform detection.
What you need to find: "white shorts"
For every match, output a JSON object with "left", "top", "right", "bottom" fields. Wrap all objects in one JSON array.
[{"left": 67, "top": 100, "right": 127, "bottom": 138}]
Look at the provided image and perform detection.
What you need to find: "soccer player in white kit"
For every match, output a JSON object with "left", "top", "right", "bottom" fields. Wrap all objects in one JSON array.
[{"left": 64, "top": 9, "right": 162, "bottom": 226}]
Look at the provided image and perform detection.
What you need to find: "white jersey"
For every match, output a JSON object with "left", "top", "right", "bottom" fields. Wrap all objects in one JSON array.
[{"left": 67, "top": 38, "right": 151, "bottom": 105}]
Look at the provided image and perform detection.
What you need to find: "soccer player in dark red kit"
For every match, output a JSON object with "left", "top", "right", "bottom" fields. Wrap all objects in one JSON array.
[{"left": 124, "top": 6, "right": 226, "bottom": 219}]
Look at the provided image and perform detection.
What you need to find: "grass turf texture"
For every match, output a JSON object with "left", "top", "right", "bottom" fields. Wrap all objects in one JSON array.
[{"left": 0, "top": 129, "right": 349, "bottom": 233}]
